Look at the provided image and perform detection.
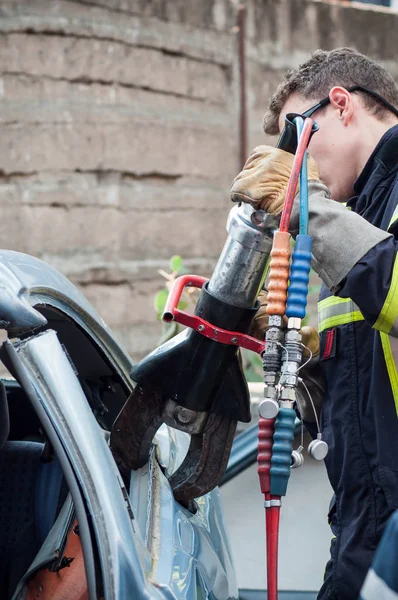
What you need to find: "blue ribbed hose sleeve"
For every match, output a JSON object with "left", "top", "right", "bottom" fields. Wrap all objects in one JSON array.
[
  {"left": 270, "top": 407, "right": 296, "bottom": 496},
  {"left": 286, "top": 234, "right": 312, "bottom": 319}
]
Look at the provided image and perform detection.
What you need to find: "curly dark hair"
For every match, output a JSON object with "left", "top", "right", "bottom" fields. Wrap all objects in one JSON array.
[{"left": 264, "top": 48, "right": 398, "bottom": 135}]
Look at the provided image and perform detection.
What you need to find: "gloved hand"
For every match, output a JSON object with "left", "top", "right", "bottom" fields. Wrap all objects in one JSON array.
[
  {"left": 300, "top": 325, "right": 320, "bottom": 360},
  {"left": 249, "top": 288, "right": 281, "bottom": 340},
  {"left": 250, "top": 289, "right": 319, "bottom": 359},
  {"left": 231, "top": 145, "right": 320, "bottom": 215},
  {"left": 232, "top": 147, "right": 390, "bottom": 292}
]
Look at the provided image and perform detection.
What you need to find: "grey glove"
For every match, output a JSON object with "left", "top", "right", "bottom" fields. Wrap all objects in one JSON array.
[{"left": 290, "top": 182, "right": 391, "bottom": 292}]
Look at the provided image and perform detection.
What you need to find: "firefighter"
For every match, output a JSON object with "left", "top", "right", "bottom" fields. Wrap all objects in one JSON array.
[{"left": 231, "top": 48, "right": 398, "bottom": 599}]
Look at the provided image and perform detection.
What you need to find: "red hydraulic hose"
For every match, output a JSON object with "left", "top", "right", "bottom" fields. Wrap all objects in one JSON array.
[
  {"left": 259, "top": 120, "right": 313, "bottom": 598},
  {"left": 265, "top": 493, "right": 271, "bottom": 568},
  {"left": 266, "top": 500, "right": 280, "bottom": 600},
  {"left": 258, "top": 418, "right": 280, "bottom": 599},
  {"left": 279, "top": 118, "right": 314, "bottom": 233}
]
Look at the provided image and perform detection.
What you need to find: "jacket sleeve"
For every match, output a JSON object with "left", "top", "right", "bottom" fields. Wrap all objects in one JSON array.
[
  {"left": 338, "top": 238, "right": 398, "bottom": 337},
  {"left": 289, "top": 182, "right": 398, "bottom": 336}
]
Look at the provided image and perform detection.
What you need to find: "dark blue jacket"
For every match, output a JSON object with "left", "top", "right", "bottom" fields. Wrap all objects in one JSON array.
[{"left": 317, "top": 124, "right": 398, "bottom": 600}]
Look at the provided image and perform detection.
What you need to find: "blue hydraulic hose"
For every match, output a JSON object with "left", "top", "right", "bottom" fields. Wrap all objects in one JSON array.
[
  {"left": 295, "top": 117, "right": 309, "bottom": 235},
  {"left": 286, "top": 117, "right": 312, "bottom": 318}
]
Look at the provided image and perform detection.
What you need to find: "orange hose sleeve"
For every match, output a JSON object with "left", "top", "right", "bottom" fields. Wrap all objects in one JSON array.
[{"left": 266, "top": 231, "right": 291, "bottom": 316}]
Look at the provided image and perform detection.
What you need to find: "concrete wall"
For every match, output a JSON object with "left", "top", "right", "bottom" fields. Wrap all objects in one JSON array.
[{"left": 0, "top": 0, "right": 398, "bottom": 359}]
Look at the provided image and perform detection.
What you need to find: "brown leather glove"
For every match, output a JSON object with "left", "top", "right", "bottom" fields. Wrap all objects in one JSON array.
[
  {"left": 300, "top": 325, "right": 320, "bottom": 360},
  {"left": 249, "top": 289, "right": 271, "bottom": 340},
  {"left": 231, "top": 145, "right": 320, "bottom": 215},
  {"left": 250, "top": 289, "right": 319, "bottom": 359}
]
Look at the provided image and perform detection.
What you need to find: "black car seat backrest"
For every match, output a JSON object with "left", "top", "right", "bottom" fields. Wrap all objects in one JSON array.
[
  {"left": 0, "top": 441, "right": 44, "bottom": 595},
  {"left": 0, "top": 380, "right": 65, "bottom": 599}
]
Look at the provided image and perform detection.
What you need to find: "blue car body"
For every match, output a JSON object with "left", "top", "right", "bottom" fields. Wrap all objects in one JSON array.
[{"left": 0, "top": 250, "right": 237, "bottom": 600}]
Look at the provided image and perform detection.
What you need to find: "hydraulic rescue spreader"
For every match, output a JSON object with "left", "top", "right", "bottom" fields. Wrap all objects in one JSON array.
[{"left": 110, "top": 111, "right": 328, "bottom": 598}]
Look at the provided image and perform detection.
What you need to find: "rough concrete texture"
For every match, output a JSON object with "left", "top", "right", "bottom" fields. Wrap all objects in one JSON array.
[{"left": 0, "top": 0, "right": 397, "bottom": 359}]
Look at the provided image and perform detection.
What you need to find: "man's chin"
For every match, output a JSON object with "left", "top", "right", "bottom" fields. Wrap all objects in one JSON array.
[{"left": 329, "top": 185, "right": 351, "bottom": 203}]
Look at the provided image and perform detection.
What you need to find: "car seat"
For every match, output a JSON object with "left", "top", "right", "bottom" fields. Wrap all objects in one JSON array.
[{"left": 0, "top": 380, "right": 65, "bottom": 598}]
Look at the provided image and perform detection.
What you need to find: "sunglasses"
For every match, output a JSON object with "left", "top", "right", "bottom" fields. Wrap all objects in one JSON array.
[{"left": 277, "top": 85, "right": 398, "bottom": 154}]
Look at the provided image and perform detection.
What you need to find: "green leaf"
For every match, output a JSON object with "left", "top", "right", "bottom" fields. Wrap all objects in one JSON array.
[
  {"left": 170, "top": 255, "right": 183, "bottom": 273},
  {"left": 154, "top": 289, "right": 169, "bottom": 316},
  {"left": 178, "top": 300, "right": 188, "bottom": 311},
  {"left": 244, "top": 367, "right": 263, "bottom": 383}
]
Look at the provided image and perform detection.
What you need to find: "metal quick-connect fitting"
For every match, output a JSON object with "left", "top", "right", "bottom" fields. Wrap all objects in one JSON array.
[
  {"left": 280, "top": 328, "right": 303, "bottom": 390},
  {"left": 263, "top": 317, "right": 285, "bottom": 374}
]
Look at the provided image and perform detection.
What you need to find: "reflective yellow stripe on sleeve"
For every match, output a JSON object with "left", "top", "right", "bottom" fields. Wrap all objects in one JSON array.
[
  {"left": 380, "top": 332, "right": 398, "bottom": 416},
  {"left": 318, "top": 296, "right": 364, "bottom": 333},
  {"left": 388, "top": 205, "right": 398, "bottom": 231},
  {"left": 373, "top": 254, "right": 398, "bottom": 334}
]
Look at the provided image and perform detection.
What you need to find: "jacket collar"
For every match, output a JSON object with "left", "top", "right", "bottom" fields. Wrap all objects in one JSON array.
[{"left": 348, "top": 124, "right": 398, "bottom": 210}]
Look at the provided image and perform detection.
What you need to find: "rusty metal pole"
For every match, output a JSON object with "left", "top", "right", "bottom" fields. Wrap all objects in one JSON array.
[{"left": 237, "top": 4, "right": 247, "bottom": 169}]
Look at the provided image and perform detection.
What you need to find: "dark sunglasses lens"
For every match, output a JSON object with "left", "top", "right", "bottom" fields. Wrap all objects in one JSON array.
[
  {"left": 277, "top": 125, "right": 298, "bottom": 154},
  {"left": 276, "top": 113, "right": 320, "bottom": 154}
]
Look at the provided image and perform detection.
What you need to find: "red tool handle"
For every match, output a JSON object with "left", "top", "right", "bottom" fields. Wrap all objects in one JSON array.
[
  {"left": 162, "top": 275, "right": 265, "bottom": 355},
  {"left": 163, "top": 274, "right": 207, "bottom": 321}
]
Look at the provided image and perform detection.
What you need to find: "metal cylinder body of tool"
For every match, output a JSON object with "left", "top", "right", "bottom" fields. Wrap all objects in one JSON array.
[{"left": 208, "top": 204, "right": 277, "bottom": 308}]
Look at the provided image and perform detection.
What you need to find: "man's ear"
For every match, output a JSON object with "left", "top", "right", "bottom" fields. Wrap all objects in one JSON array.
[{"left": 329, "top": 87, "right": 354, "bottom": 125}]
